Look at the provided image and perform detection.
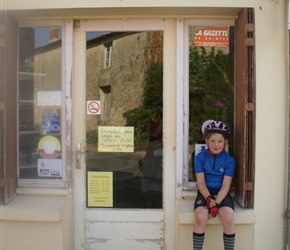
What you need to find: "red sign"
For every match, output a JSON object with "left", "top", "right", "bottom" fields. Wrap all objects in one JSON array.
[
  {"left": 87, "top": 101, "right": 101, "bottom": 115},
  {"left": 194, "top": 27, "right": 229, "bottom": 47}
]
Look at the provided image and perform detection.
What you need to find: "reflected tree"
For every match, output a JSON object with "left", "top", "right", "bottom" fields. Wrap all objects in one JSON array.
[
  {"left": 124, "top": 46, "right": 232, "bottom": 147},
  {"left": 189, "top": 47, "right": 233, "bottom": 144},
  {"left": 123, "top": 62, "right": 163, "bottom": 147}
]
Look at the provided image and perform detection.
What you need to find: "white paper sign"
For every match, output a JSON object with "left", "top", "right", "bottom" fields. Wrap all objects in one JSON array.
[
  {"left": 37, "top": 91, "right": 61, "bottom": 106},
  {"left": 38, "top": 159, "right": 62, "bottom": 177},
  {"left": 98, "top": 126, "right": 134, "bottom": 152}
]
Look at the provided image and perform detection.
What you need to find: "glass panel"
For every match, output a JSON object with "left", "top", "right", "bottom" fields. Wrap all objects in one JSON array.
[
  {"left": 86, "top": 31, "right": 163, "bottom": 208},
  {"left": 18, "top": 26, "right": 63, "bottom": 179},
  {"left": 188, "top": 25, "right": 234, "bottom": 181}
]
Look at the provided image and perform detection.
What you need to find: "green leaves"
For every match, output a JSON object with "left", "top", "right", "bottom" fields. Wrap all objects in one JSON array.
[
  {"left": 189, "top": 47, "right": 232, "bottom": 143},
  {"left": 124, "top": 46, "right": 233, "bottom": 147},
  {"left": 123, "top": 62, "right": 163, "bottom": 144}
]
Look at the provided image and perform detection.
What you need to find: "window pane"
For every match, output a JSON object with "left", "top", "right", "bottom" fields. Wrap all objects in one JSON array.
[
  {"left": 18, "top": 26, "right": 63, "bottom": 179},
  {"left": 86, "top": 31, "right": 163, "bottom": 208},
  {"left": 188, "top": 25, "right": 234, "bottom": 181}
]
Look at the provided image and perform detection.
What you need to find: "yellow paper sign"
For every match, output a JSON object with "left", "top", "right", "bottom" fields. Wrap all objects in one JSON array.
[
  {"left": 87, "top": 171, "right": 113, "bottom": 207},
  {"left": 98, "top": 126, "right": 134, "bottom": 152}
]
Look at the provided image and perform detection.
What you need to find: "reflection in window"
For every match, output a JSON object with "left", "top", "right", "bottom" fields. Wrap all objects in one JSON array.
[
  {"left": 18, "top": 26, "right": 63, "bottom": 180},
  {"left": 104, "top": 42, "right": 112, "bottom": 69},
  {"left": 99, "top": 86, "right": 111, "bottom": 123},
  {"left": 188, "top": 25, "right": 234, "bottom": 182},
  {"left": 86, "top": 31, "right": 163, "bottom": 209}
]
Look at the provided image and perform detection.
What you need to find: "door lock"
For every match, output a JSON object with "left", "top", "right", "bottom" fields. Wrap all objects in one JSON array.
[{"left": 75, "top": 142, "right": 88, "bottom": 169}]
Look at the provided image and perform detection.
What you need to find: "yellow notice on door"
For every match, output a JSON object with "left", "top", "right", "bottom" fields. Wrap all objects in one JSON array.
[
  {"left": 98, "top": 126, "right": 134, "bottom": 152},
  {"left": 87, "top": 171, "right": 113, "bottom": 207}
]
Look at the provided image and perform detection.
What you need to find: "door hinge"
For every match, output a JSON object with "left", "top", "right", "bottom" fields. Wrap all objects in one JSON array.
[
  {"left": 0, "top": 179, "right": 6, "bottom": 187},
  {"left": 0, "top": 38, "right": 5, "bottom": 48},
  {"left": 73, "top": 20, "right": 80, "bottom": 30},
  {"left": 0, "top": 24, "right": 6, "bottom": 48},
  {"left": 244, "top": 102, "right": 255, "bottom": 111},
  {"left": 243, "top": 182, "right": 254, "bottom": 191},
  {"left": 245, "top": 23, "right": 255, "bottom": 32},
  {"left": 245, "top": 38, "right": 255, "bottom": 46},
  {"left": 0, "top": 102, "right": 5, "bottom": 110}
]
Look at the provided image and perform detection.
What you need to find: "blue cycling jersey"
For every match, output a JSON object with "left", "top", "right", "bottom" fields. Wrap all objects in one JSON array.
[{"left": 194, "top": 149, "right": 235, "bottom": 189}]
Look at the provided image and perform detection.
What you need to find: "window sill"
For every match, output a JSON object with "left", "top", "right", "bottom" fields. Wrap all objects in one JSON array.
[
  {"left": 0, "top": 194, "right": 69, "bottom": 222},
  {"left": 16, "top": 187, "right": 68, "bottom": 196},
  {"left": 179, "top": 199, "right": 256, "bottom": 225}
]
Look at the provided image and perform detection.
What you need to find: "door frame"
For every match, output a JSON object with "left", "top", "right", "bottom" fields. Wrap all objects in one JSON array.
[{"left": 72, "top": 18, "right": 177, "bottom": 250}]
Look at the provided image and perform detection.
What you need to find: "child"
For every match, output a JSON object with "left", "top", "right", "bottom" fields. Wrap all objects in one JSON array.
[{"left": 193, "top": 120, "right": 235, "bottom": 250}]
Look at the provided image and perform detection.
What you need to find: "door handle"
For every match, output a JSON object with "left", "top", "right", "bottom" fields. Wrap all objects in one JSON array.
[{"left": 75, "top": 142, "right": 88, "bottom": 169}]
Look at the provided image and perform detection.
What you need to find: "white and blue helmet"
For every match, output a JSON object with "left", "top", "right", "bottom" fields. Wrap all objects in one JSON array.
[{"left": 203, "top": 120, "right": 231, "bottom": 139}]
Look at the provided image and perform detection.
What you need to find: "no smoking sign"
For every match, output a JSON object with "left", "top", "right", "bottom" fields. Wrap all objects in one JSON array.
[{"left": 87, "top": 101, "right": 101, "bottom": 115}]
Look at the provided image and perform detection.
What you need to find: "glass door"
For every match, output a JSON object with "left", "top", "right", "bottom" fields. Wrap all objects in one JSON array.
[
  {"left": 73, "top": 19, "right": 174, "bottom": 250},
  {"left": 85, "top": 30, "right": 163, "bottom": 209}
]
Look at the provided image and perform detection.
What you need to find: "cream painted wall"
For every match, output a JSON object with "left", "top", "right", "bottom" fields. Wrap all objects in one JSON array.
[
  {"left": 2, "top": 0, "right": 254, "bottom": 10},
  {"left": 253, "top": 1, "right": 288, "bottom": 249},
  {"left": 2, "top": 221, "right": 64, "bottom": 250},
  {"left": 1, "top": 195, "right": 72, "bottom": 250}
]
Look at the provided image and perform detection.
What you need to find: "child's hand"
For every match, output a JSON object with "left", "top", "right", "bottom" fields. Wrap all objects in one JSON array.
[
  {"left": 209, "top": 207, "right": 218, "bottom": 218},
  {"left": 206, "top": 196, "right": 216, "bottom": 208},
  {"left": 211, "top": 207, "right": 219, "bottom": 217}
]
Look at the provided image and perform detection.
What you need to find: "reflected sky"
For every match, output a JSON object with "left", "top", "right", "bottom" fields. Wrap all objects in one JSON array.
[
  {"left": 87, "top": 32, "right": 105, "bottom": 40},
  {"left": 34, "top": 27, "right": 105, "bottom": 48}
]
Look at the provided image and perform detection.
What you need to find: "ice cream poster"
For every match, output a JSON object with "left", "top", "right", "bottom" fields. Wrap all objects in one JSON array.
[{"left": 36, "top": 136, "right": 62, "bottom": 177}]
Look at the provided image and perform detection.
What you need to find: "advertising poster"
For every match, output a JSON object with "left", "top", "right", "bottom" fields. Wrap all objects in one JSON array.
[
  {"left": 41, "top": 107, "right": 61, "bottom": 135},
  {"left": 36, "top": 136, "right": 62, "bottom": 177},
  {"left": 194, "top": 27, "right": 229, "bottom": 47},
  {"left": 38, "top": 158, "right": 62, "bottom": 177},
  {"left": 98, "top": 126, "right": 134, "bottom": 152},
  {"left": 87, "top": 171, "right": 113, "bottom": 207}
]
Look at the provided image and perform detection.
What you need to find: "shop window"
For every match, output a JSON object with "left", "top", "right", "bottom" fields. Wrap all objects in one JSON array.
[
  {"left": 17, "top": 23, "right": 65, "bottom": 183},
  {"left": 184, "top": 9, "right": 255, "bottom": 208},
  {"left": 186, "top": 24, "right": 234, "bottom": 183}
]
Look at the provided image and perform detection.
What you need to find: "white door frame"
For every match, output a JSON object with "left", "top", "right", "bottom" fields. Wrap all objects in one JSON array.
[{"left": 72, "top": 18, "right": 177, "bottom": 250}]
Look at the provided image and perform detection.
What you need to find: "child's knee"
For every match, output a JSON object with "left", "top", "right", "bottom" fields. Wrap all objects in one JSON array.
[
  {"left": 195, "top": 211, "right": 208, "bottom": 225},
  {"left": 219, "top": 209, "right": 234, "bottom": 225}
]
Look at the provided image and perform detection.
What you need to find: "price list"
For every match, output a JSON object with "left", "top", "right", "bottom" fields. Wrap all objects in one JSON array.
[{"left": 87, "top": 171, "right": 113, "bottom": 207}]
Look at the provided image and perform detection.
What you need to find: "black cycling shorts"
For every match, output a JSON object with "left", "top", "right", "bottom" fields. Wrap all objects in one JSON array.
[{"left": 194, "top": 188, "right": 234, "bottom": 211}]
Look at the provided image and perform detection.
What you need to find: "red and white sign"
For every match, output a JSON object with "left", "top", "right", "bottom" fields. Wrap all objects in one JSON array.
[
  {"left": 87, "top": 101, "right": 101, "bottom": 115},
  {"left": 194, "top": 27, "right": 229, "bottom": 47}
]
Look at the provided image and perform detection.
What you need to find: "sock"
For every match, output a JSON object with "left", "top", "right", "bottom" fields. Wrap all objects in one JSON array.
[
  {"left": 193, "top": 232, "right": 204, "bottom": 250},
  {"left": 223, "top": 233, "right": 235, "bottom": 250}
]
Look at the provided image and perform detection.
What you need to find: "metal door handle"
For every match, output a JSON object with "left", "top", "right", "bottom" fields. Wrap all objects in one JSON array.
[{"left": 75, "top": 142, "right": 88, "bottom": 169}]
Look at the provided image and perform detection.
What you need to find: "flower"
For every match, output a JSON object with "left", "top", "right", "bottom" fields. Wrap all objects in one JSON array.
[{"left": 214, "top": 101, "right": 224, "bottom": 108}]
